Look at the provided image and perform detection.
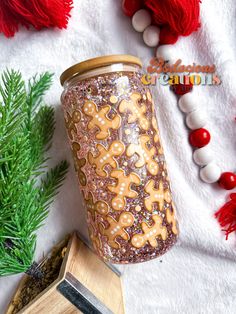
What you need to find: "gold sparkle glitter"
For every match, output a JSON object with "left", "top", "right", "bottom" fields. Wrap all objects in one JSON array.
[
  {"left": 125, "top": 129, "right": 131, "bottom": 135},
  {"left": 135, "top": 205, "right": 141, "bottom": 212},
  {"left": 123, "top": 161, "right": 128, "bottom": 166}
]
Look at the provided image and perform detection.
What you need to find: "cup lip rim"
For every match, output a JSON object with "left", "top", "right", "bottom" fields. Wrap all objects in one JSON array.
[{"left": 60, "top": 54, "right": 142, "bottom": 86}]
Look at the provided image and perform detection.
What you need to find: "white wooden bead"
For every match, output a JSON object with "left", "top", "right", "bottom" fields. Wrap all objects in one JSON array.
[
  {"left": 143, "top": 25, "right": 160, "bottom": 47},
  {"left": 178, "top": 93, "right": 198, "bottom": 113},
  {"left": 186, "top": 110, "right": 207, "bottom": 129},
  {"left": 193, "top": 146, "right": 213, "bottom": 166},
  {"left": 132, "top": 9, "right": 152, "bottom": 33},
  {"left": 200, "top": 162, "right": 221, "bottom": 183},
  {"left": 156, "top": 45, "right": 175, "bottom": 63}
]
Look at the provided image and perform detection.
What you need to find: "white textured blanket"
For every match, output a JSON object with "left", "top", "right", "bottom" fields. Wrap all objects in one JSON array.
[{"left": 0, "top": 1, "right": 236, "bottom": 313}]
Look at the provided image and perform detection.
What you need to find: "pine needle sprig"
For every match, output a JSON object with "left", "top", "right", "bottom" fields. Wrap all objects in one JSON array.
[
  {"left": 0, "top": 70, "right": 69, "bottom": 277},
  {"left": 31, "top": 160, "right": 69, "bottom": 232},
  {"left": 0, "top": 69, "right": 26, "bottom": 156},
  {"left": 24, "top": 72, "right": 53, "bottom": 132},
  {"left": 29, "top": 106, "right": 56, "bottom": 171}
]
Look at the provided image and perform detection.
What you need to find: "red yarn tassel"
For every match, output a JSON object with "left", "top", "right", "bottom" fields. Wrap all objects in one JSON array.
[
  {"left": 171, "top": 83, "right": 193, "bottom": 96},
  {"left": 0, "top": 0, "right": 73, "bottom": 37},
  {"left": 0, "top": 1, "right": 19, "bottom": 37},
  {"left": 159, "top": 25, "right": 179, "bottom": 45},
  {"left": 144, "top": 0, "right": 201, "bottom": 45},
  {"left": 7, "top": 0, "right": 51, "bottom": 30},
  {"left": 215, "top": 194, "right": 236, "bottom": 240},
  {"left": 34, "top": 0, "right": 73, "bottom": 29}
]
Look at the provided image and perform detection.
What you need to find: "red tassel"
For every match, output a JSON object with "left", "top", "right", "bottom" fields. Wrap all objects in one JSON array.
[
  {"left": 171, "top": 83, "right": 193, "bottom": 96},
  {"left": 0, "top": 1, "right": 19, "bottom": 37},
  {"left": 122, "top": 0, "right": 143, "bottom": 17},
  {"left": 35, "top": 0, "right": 73, "bottom": 29},
  {"left": 0, "top": 0, "right": 73, "bottom": 37},
  {"left": 159, "top": 25, "right": 179, "bottom": 45},
  {"left": 7, "top": 0, "right": 51, "bottom": 30},
  {"left": 215, "top": 194, "right": 236, "bottom": 240},
  {"left": 144, "top": 0, "right": 201, "bottom": 45}
]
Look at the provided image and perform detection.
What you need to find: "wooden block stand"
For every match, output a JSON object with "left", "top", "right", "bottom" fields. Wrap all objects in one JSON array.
[{"left": 6, "top": 233, "right": 125, "bottom": 314}]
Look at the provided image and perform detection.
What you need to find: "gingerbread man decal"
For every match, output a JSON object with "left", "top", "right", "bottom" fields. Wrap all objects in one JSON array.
[
  {"left": 119, "top": 92, "right": 149, "bottom": 130},
  {"left": 144, "top": 180, "right": 171, "bottom": 212},
  {"left": 65, "top": 110, "right": 81, "bottom": 140},
  {"left": 88, "top": 141, "right": 125, "bottom": 177},
  {"left": 147, "top": 91, "right": 156, "bottom": 112},
  {"left": 82, "top": 101, "right": 121, "bottom": 140},
  {"left": 85, "top": 192, "right": 109, "bottom": 219},
  {"left": 126, "top": 135, "right": 159, "bottom": 175},
  {"left": 87, "top": 211, "right": 102, "bottom": 253},
  {"left": 166, "top": 207, "right": 178, "bottom": 235},
  {"left": 100, "top": 212, "right": 134, "bottom": 249},
  {"left": 108, "top": 169, "right": 141, "bottom": 211},
  {"left": 72, "top": 142, "right": 87, "bottom": 186},
  {"left": 131, "top": 215, "right": 167, "bottom": 248}
]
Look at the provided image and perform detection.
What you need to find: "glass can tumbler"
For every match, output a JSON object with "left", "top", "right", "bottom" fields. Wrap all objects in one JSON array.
[{"left": 60, "top": 55, "right": 179, "bottom": 264}]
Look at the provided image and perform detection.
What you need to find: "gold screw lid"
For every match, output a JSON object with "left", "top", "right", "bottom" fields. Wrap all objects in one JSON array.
[{"left": 60, "top": 54, "right": 142, "bottom": 86}]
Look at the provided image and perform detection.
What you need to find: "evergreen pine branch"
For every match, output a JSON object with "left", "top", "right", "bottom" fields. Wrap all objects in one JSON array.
[
  {"left": 0, "top": 69, "right": 26, "bottom": 156},
  {"left": 0, "top": 70, "right": 69, "bottom": 277},
  {"left": 28, "top": 72, "right": 53, "bottom": 110},
  {"left": 24, "top": 72, "right": 53, "bottom": 132},
  {"left": 0, "top": 138, "right": 33, "bottom": 224},
  {"left": 33, "top": 161, "right": 69, "bottom": 231},
  {"left": 29, "top": 106, "right": 55, "bottom": 170},
  {"left": 0, "top": 236, "right": 36, "bottom": 276},
  {"left": 33, "top": 106, "right": 55, "bottom": 149}
]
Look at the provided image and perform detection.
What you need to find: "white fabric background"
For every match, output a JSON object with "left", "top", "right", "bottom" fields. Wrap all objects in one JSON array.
[{"left": 0, "top": 1, "right": 236, "bottom": 313}]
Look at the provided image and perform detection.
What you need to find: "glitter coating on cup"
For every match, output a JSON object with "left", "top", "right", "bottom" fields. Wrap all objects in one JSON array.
[{"left": 61, "top": 56, "right": 179, "bottom": 264}]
